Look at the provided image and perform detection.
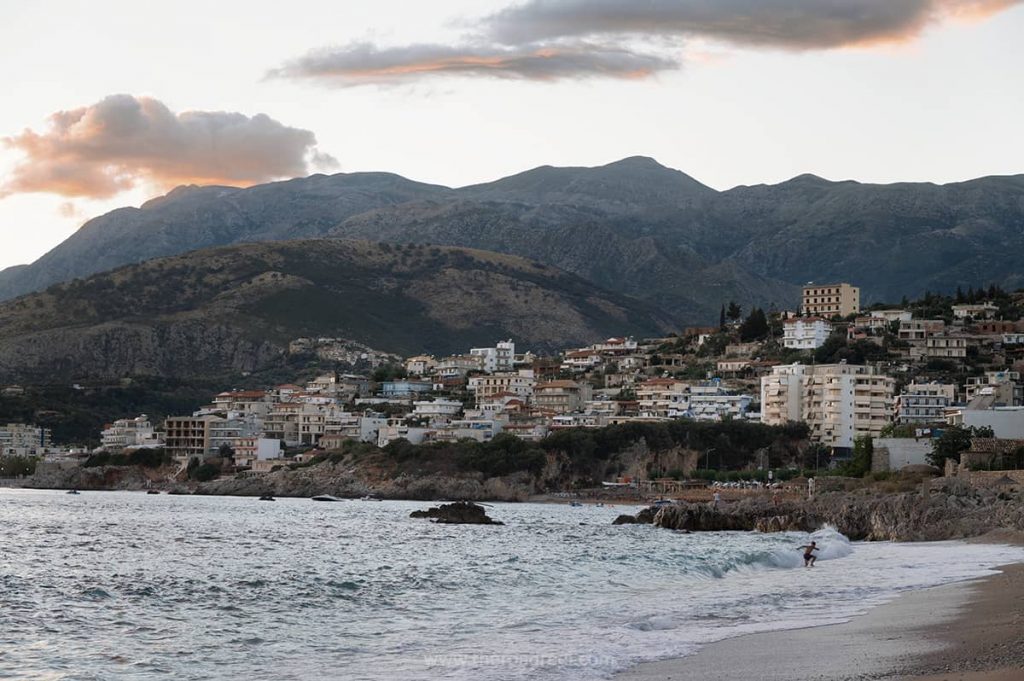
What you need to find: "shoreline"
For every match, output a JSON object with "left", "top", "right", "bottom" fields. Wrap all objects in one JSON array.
[{"left": 615, "top": 548, "right": 1024, "bottom": 681}]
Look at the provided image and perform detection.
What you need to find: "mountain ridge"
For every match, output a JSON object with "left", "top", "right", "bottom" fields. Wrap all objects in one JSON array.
[{"left": 2, "top": 158, "right": 1023, "bottom": 322}]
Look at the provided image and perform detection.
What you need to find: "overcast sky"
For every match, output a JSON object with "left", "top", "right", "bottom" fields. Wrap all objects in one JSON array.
[{"left": 2, "top": 0, "right": 1023, "bottom": 270}]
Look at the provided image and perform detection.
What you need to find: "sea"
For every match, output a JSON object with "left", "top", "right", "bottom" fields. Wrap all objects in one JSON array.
[{"left": 2, "top": 489, "right": 1023, "bottom": 681}]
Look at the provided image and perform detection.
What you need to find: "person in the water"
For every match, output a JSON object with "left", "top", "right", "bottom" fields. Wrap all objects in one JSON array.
[{"left": 799, "top": 541, "right": 819, "bottom": 567}]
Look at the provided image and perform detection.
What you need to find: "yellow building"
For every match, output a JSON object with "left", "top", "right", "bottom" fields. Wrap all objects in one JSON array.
[{"left": 801, "top": 282, "right": 860, "bottom": 318}]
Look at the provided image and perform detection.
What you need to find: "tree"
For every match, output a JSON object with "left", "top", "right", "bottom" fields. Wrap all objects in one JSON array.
[
  {"left": 726, "top": 301, "right": 742, "bottom": 322},
  {"left": 719, "top": 304, "right": 726, "bottom": 330},
  {"left": 929, "top": 425, "right": 993, "bottom": 468},
  {"left": 739, "top": 308, "right": 769, "bottom": 342}
]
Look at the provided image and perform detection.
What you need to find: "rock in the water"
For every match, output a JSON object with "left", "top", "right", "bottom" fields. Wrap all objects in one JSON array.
[
  {"left": 612, "top": 514, "right": 639, "bottom": 525},
  {"left": 409, "top": 501, "right": 504, "bottom": 525}
]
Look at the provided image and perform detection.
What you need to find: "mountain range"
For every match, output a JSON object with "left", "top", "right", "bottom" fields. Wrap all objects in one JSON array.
[
  {"left": 0, "top": 240, "right": 674, "bottom": 381},
  {"left": 5, "top": 157, "right": 1023, "bottom": 325}
]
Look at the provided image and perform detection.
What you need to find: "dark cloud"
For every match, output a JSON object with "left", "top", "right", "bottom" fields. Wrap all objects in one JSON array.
[
  {"left": 270, "top": 41, "right": 678, "bottom": 85},
  {"left": 271, "top": 0, "right": 1020, "bottom": 86},
  {"left": 486, "top": 0, "right": 1023, "bottom": 49},
  {"left": 1, "top": 94, "right": 337, "bottom": 199}
]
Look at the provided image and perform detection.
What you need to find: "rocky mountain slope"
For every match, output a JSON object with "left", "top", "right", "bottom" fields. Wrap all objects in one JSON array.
[
  {"left": 0, "top": 239, "right": 672, "bottom": 381},
  {"left": 4, "top": 157, "right": 1022, "bottom": 322}
]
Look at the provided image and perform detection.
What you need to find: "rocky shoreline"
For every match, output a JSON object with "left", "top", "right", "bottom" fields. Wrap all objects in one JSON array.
[{"left": 627, "top": 484, "right": 1024, "bottom": 541}]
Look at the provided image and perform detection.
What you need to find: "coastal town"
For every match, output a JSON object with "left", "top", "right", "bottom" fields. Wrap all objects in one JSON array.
[{"left": 4, "top": 282, "right": 1023, "bottom": 485}]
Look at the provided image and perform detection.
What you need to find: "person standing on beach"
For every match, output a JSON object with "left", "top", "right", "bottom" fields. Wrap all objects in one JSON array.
[
  {"left": 712, "top": 490, "right": 721, "bottom": 509},
  {"left": 799, "top": 541, "right": 819, "bottom": 567}
]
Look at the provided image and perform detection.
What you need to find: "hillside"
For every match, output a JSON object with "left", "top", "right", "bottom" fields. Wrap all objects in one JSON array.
[
  {"left": 2, "top": 157, "right": 1024, "bottom": 322},
  {"left": 0, "top": 240, "right": 673, "bottom": 382}
]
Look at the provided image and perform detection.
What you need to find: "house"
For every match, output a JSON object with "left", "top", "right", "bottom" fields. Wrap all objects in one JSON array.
[
  {"left": 468, "top": 371, "right": 536, "bottom": 405},
  {"left": 898, "top": 319, "right": 945, "bottom": 342},
  {"left": 405, "top": 355, "right": 437, "bottom": 376},
  {"left": 232, "top": 437, "right": 281, "bottom": 467},
  {"left": 412, "top": 399, "right": 464, "bottom": 425},
  {"left": 533, "top": 380, "right": 593, "bottom": 414},
  {"left": 782, "top": 317, "right": 832, "bottom": 350},
  {"left": 801, "top": 282, "right": 860, "bottom": 317},
  {"left": 917, "top": 334, "right": 967, "bottom": 360},
  {"left": 952, "top": 303, "right": 999, "bottom": 320},
  {"left": 100, "top": 415, "right": 163, "bottom": 451},
  {"left": 378, "top": 380, "right": 433, "bottom": 399}
]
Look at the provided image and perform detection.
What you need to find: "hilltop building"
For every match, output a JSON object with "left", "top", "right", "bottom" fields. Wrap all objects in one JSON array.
[{"left": 801, "top": 282, "right": 860, "bottom": 318}]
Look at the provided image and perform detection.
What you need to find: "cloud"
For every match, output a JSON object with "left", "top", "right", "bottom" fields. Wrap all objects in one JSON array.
[
  {"left": 1, "top": 94, "right": 338, "bottom": 199},
  {"left": 273, "top": 0, "right": 1020, "bottom": 86},
  {"left": 486, "top": 0, "right": 1024, "bottom": 50},
  {"left": 270, "top": 41, "right": 678, "bottom": 86}
]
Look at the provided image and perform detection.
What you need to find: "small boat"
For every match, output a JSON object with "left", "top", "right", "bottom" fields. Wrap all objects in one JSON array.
[
  {"left": 569, "top": 501, "right": 583, "bottom": 507},
  {"left": 66, "top": 489, "right": 80, "bottom": 495},
  {"left": 311, "top": 494, "right": 344, "bottom": 502},
  {"left": 258, "top": 495, "right": 276, "bottom": 501},
  {"left": 360, "top": 494, "right": 383, "bottom": 502}
]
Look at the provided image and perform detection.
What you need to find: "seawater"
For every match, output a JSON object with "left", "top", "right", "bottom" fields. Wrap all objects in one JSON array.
[{"left": 2, "top": 489, "right": 1023, "bottom": 681}]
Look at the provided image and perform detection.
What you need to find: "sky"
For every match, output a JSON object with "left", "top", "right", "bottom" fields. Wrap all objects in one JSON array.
[{"left": 1, "top": 0, "right": 1023, "bottom": 270}]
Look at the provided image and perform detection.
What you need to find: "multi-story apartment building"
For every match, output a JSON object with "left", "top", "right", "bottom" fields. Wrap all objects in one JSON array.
[
  {"left": 0, "top": 423, "right": 52, "bottom": 456},
  {"left": 895, "top": 383, "right": 957, "bottom": 425},
  {"left": 761, "top": 363, "right": 895, "bottom": 451},
  {"left": 801, "top": 283, "right": 860, "bottom": 318},
  {"left": 100, "top": 414, "right": 162, "bottom": 451},
  {"left": 470, "top": 340, "right": 516, "bottom": 373},
  {"left": 405, "top": 355, "right": 437, "bottom": 376},
  {"left": 533, "top": 380, "right": 593, "bottom": 414},
  {"left": 782, "top": 317, "right": 833, "bottom": 350},
  {"left": 468, "top": 371, "right": 536, "bottom": 405},
  {"left": 164, "top": 415, "right": 221, "bottom": 462}
]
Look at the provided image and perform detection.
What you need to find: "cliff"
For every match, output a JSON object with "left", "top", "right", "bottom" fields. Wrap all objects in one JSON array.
[{"left": 647, "top": 483, "right": 1024, "bottom": 541}]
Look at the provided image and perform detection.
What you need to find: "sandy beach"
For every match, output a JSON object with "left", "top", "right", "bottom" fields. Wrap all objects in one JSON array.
[{"left": 616, "top": 548, "right": 1024, "bottom": 681}]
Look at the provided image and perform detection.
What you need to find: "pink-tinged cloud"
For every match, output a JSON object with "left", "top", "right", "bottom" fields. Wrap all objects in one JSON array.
[
  {"left": 270, "top": 41, "right": 678, "bottom": 86},
  {"left": 1, "top": 94, "right": 338, "bottom": 199},
  {"left": 486, "top": 0, "right": 1024, "bottom": 50}
]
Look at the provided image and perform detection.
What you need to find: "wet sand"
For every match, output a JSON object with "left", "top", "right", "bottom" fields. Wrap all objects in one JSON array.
[{"left": 615, "top": 546, "right": 1024, "bottom": 681}]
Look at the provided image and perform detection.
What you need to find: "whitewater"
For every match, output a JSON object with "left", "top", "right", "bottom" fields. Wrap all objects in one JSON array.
[{"left": 2, "top": 489, "right": 1022, "bottom": 681}]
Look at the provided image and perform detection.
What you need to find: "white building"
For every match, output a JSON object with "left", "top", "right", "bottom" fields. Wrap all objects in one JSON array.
[
  {"left": 783, "top": 317, "right": 833, "bottom": 350},
  {"left": 0, "top": 423, "right": 52, "bottom": 457},
  {"left": 895, "top": 383, "right": 957, "bottom": 425},
  {"left": 952, "top": 303, "right": 999, "bottom": 320},
  {"left": 468, "top": 370, "right": 535, "bottom": 406},
  {"left": 412, "top": 399, "right": 464, "bottom": 425},
  {"left": 100, "top": 415, "right": 163, "bottom": 451},
  {"left": 470, "top": 340, "right": 516, "bottom": 373},
  {"left": 761, "top": 363, "right": 895, "bottom": 450}
]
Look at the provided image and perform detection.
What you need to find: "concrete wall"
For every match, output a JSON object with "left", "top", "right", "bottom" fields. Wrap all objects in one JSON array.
[
  {"left": 960, "top": 408, "right": 1024, "bottom": 438},
  {"left": 873, "top": 438, "right": 933, "bottom": 472}
]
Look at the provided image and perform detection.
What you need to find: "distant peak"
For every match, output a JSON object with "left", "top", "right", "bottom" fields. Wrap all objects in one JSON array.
[
  {"left": 787, "top": 173, "right": 832, "bottom": 184},
  {"left": 604, "top": 156, "right": 667, "bottom": 169}
]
